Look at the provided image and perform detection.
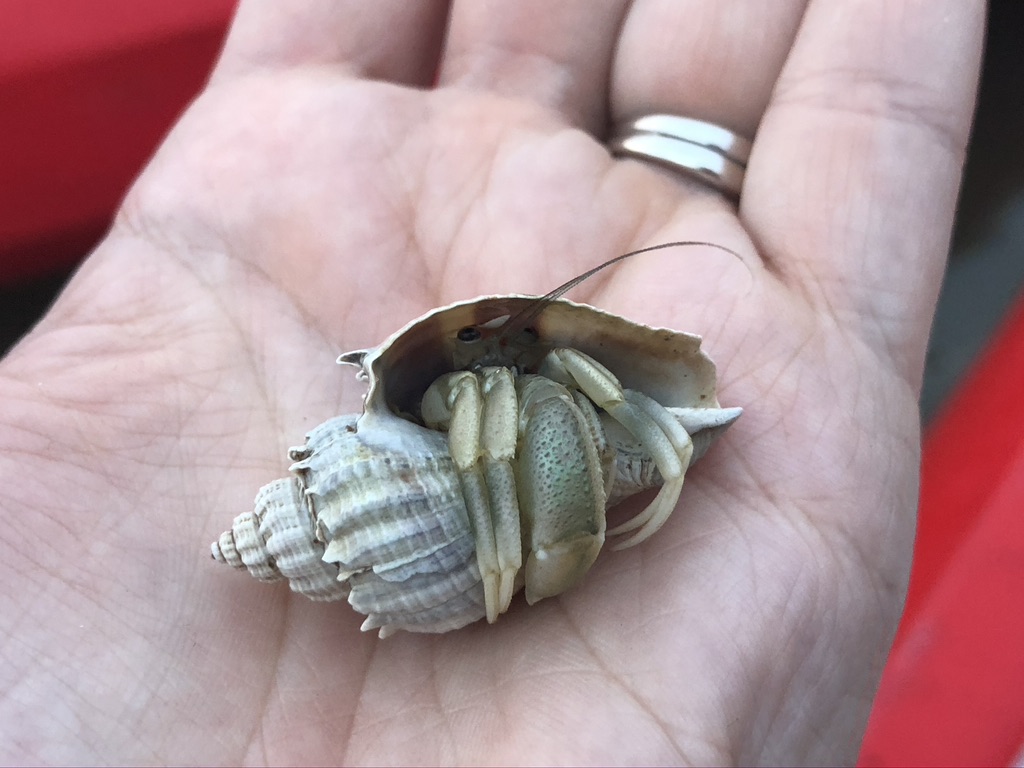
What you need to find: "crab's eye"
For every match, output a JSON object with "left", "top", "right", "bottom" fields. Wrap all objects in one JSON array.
[
  {"left": 456, "top": 326, "right": 482, "bottom": 342},
  {"left": 519, "top": 327, "right": 539, "bottom": 343}
]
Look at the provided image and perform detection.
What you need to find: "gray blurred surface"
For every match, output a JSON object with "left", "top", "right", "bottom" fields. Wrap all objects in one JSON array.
[
  {"left": 2, "top": 4, "right": 1023, "bottom": 425},
  {"left": 921, "top": 0, "right": 1024, "bottom": 421},
  {"left": 924, "top": 191, "right": 1024, "bottom": 421}
]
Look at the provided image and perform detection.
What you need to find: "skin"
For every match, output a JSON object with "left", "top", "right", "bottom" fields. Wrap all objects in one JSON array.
[{"left": 0, "top": 0, "right": 983, "bottom": 764}]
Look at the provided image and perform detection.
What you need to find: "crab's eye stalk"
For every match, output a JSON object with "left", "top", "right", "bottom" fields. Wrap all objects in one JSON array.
[{"left": 456, "top": 326, "right": 482, "bottom": 343}]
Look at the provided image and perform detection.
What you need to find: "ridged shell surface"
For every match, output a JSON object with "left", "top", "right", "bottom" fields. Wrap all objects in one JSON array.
[
  {"left": 213, "top": 414, "right": 487, "bottom": 636},
  {"left": 295, "top": 415, "right": 486, "bottom": 635}
]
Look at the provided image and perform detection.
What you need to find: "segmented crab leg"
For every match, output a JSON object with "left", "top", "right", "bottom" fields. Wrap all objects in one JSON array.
[
  {"left": 479, "top": 368, "right": 523, "bottom": 614},
  {"left": 605, "top": 390, "right": 694, "bottom": 549},
  {"left": 421, "top": 369, "right": 522, "bottom": 623}
]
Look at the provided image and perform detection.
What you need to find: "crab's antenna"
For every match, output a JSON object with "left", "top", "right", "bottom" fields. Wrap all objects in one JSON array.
[{"left": 498, "top": 240, "right": 742, "bottom": 341}]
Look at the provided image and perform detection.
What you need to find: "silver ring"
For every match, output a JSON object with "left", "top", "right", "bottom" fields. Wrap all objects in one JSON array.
[{"left": 608, "top": 114, "right": 751, "bottom": 199}]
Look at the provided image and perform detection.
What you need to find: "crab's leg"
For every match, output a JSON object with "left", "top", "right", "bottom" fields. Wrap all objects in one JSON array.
[
  {"left": 605, "top": 390, "right": 695, "bottom": 547},
  {"left": 538, "top": 348, "right": 694, "bottom": 550},
  {"left": 421, "top": 369, "right": 522, "bottom": 622},
  {"left": 515, "top": 376, "right": 607, "bottom": 605},
  {"left": 478, "top": 367, "right": 523, "bottom": 613}
]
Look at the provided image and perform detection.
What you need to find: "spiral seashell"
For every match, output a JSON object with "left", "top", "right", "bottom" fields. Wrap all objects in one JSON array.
[{"left": 212, "top": 294, "right": 741, "bottom": 636}]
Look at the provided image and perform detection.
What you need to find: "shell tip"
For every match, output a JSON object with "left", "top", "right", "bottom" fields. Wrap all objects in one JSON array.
[
  {"left": 210, "top": 531, "right": 243, "bottom": 568},
  {"left": 337, "top": 350, "right": 367, "bottom": 367}
]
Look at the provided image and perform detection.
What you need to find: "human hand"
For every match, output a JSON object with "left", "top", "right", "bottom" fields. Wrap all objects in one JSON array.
[{"left": 0, "top": 1, "right": 982, "bottom": 763}]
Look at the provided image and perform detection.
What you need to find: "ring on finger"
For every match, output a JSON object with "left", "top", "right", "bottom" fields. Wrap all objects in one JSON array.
[{"left": 608, "top": 114, "right": 752, "bottom": 199}]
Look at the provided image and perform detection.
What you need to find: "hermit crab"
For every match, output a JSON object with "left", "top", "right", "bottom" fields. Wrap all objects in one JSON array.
[{"left": 211, "top": 243, "right": 742, "bottom": 636}]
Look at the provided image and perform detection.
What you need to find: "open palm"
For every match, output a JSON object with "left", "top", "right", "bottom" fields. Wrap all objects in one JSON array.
[{"left": 0, "top": 1, "right": 982, "bottom": 764}]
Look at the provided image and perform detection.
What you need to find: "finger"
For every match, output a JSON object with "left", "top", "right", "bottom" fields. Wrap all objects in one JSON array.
[
  {"left": 437, "top": 0, "right": 629, "bottom": 132},
  {"left": 610, "top": 0, "right": 807, "bottom": 139},
  {"left": 743, "top": 0, "right": 984, "bottom": 383},
  {"left": 214, "top": 0, "right": 450, "bottom": 86}
]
